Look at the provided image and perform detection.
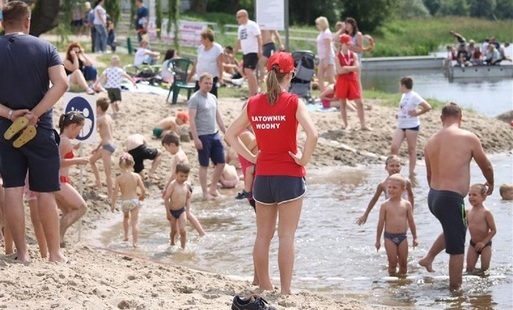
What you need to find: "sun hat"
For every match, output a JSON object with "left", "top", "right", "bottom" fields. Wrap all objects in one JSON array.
[
  {"left": 176, "top": 112, "right": 189, "bottom": 124},
  {"left": 339, "top": 34, "right": 353, "bottom": 45},
  {"left": 267, "top": 52, "right": 295, "bottom": 74}
]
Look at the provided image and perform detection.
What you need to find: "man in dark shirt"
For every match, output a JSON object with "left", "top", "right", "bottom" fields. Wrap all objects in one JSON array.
[
  {"left": 0, "top": 1, "right": 68, "bottom": 263},
  {"left": 134, "top": 0, "right": 149, "bottom": 43}
]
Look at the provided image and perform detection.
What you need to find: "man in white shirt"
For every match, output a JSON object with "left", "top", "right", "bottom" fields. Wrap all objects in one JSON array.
[{"left": 234, "top": 10, "right": 262, "bottom": 97}]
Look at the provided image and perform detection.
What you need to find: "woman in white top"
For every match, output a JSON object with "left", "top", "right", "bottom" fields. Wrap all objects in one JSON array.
[
  {"left": 315, "top": 16, "right": 335, "bottom": 92},
  {"left": 391, "top": 76, "right": 431, "bottom": 177},
  {"left": 93, "top": 0, "right": 107, "bottom": 53},
  {"left": 187, "top": 28, "right": 224, "bottom": 97}
]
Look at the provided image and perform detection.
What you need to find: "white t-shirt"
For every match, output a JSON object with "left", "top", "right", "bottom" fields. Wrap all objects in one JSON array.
[
  {"left": 238, "top": 20, "right": 261, "bottom": 54},
  {"left": 134, "top": 48, "right": 151, "bottom": 65},
  {"left": 93, "top": 5, "right": 106, "bottom": 25},
  {"left": 397, "top": 90, "right": 425, "bottom": 128},
  {"left": 102, "top": 67, "right": 125, "bottom": 88},
  {"left": 196, "top": 42, "right": 223, "bottom": 78},
  {"left": 316, "top": 29, "right": 335, "bottom": 60}
]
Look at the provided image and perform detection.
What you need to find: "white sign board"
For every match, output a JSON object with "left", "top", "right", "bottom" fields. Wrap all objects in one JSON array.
[
  {"left": 148, "top": 19, "right": 207, "bottom": 47},
  {"left": 62, "top": 93, "right": 97, "bottom": 144},
  {"left": 256, "top": 0, "right": 285, "bottom": 30}
]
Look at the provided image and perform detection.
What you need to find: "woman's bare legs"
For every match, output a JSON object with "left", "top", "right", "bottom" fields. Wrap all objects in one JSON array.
[{"left": 277, "top": 198, "right": 302, "bottom": 295}]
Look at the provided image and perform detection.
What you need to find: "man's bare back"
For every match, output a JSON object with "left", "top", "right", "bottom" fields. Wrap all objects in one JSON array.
[{"left": 425, "top": 120, "right": 492, "bottom": 196}]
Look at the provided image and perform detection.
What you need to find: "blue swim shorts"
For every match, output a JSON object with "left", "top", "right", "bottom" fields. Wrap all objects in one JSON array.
[{"left": 197, "top": 131, "right": 225, "bottom": 167}]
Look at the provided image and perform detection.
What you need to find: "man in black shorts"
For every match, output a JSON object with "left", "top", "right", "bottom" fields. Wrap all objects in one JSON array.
[
  {"left": 234, "top": 9, "right": 262, "bottom": 97},
  {"left": 124, "top": 134, "right": 162, "bottom": 179},
  {"left": 0, "top": 1, "right": 68, "bottom": 263},
  {"left": 419, "top": 102, "right": 494, "bottom": 292}
]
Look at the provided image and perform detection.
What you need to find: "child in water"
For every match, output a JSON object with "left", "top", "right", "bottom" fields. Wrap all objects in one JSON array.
[{"left": 111, "top": 153, "right": 146, "bottom": 248}]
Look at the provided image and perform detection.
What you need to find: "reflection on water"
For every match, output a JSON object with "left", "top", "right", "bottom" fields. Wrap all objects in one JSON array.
[
  {"left": 361, "top": 69, "right": 513, "bottom": 117},
  {"left": 88, "top": 154, "right": 513, "bottom": 309}
]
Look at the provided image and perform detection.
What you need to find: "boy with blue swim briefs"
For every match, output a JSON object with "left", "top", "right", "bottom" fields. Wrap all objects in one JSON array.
[
  {"left": 419, "top": 102, "right": 494, "bottom": 292},
  {"left": 375, "top": 174, "right": 418, "bottom": 276},
  {"left": 162, "top": 163, "right": 192, "bottom": 249}
]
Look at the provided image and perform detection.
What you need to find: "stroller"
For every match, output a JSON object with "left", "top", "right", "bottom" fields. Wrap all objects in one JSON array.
[{"left": 289, "top": 50, "right": 316, "bottom": 104}]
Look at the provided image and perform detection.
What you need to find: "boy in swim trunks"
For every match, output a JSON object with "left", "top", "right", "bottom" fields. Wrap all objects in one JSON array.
[
  {"left": 357, "top": 155, "right": 414, "bottom": 225},
  {"left": 162, "top": 163, "right": 191, "bottom": 249},
  {"left": 111, "top": 153, "right": 146, "bottom": 248},
  {"left": 161, "top": 133, "right": 206, "bottom": 237},
  {"left": 466, "top": 183, "right": 496, "bottom": 273},
  {"left": 375, "top": 174, "right": 418, "bottom": 276},
  {"left": 90, "top": 97, "right": 116, "bottom": 199}
]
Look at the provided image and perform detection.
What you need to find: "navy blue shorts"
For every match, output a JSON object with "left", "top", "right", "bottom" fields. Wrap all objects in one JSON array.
[
  {"left": 197, "top": 131, "right": 225, "bottom": 167},
  {"left": 428, "top": 188, "right": 467, "bottom": 255},
  {"left": 253, "top": 176, "right": 306, "bottom": 205},
  {"left": 0, "top": 127, "right": 60, "bottom": 192},
  {"left": 401, "top": 125, "right": 420, "bottom": 132},
  {"left": 128, "top": 144, "right": 160, "bottom": 173},
  {"left": 262, "top": 42, "right": 276, "bottom": 58}
]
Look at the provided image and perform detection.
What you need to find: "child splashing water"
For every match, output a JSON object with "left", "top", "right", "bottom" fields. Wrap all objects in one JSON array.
[{"left": 111, "top": 153, "right": 146, "bottom": 248}]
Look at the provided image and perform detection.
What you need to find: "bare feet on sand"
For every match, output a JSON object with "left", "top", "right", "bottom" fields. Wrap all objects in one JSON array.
[{"left": 419, "top": 257, "right": 435, "bottom": 272}]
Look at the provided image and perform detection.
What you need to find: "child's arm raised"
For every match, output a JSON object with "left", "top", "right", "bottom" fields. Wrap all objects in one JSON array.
[
  {"left": 357, "top": 182, "right": 384, "bottom": 225},
  {"left": 375, "top": 203, "right": 386, "bottom": 251}
]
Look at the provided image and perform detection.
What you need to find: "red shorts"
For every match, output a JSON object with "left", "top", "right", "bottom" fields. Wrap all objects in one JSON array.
[
  {"left": 60, "top": 176, "right": 71, "bottom": 184},
  {"left": 335, "top": 79, "right": 361, "bottom": 100}
]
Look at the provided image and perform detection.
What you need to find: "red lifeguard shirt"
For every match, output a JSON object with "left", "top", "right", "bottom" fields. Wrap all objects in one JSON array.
[
  {"left": 336, "top": 50, "right": 357, "bottom": 81},
  {"left": 247, "top": 92, "right": 305, "bottom": 177}
]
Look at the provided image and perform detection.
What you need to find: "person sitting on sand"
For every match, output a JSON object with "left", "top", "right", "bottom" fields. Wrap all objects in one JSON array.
[
  {"left": 124, "top": 133, "right": 163, "bottom": 180},
  {"left": 466, "top": 183, "right": 496, "bottom": 273},
  {"left": 63, "top": 41, "right": 96, "bottom": 94},
  {"left": 219, "top": 163, "right": 239, "bottom": 189},
  {"left": 499, "top": 184, "right": 513, "bottom": 200},
  {"left": 375, "top": 173, "right": 418, "bottom": 276},
  {"left": 111, "top": 153, "right": 146, "bottom": 248},
  {"left": 319, "top": 83, "right": 356, "bottom": 110},
  {"left": 163, "top": 163, "right": 192, "bottom": 249},
  {"left": 152, "top": 112, "right": 189, "bottom": 139},
  {"left": 134, "top": 39, "right": 160, "bottom": 66}
]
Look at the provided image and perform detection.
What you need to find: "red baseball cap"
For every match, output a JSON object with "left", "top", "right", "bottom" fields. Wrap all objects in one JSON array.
[
  {"left": 176, "top": 112, "right": 189, "bottom": 124},
  {"left": 340, "top": 34, "right": 353, "bottom": 45},
  {"left": 267, "top": 52, "right": 295, "bottom": 74}
]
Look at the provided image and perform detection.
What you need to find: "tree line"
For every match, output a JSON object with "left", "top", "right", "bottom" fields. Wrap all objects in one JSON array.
[{"left": 8, "top": 0, "right": 513, "bottom": 38}]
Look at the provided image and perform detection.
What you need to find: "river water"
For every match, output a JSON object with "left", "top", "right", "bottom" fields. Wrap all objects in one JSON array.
[{"left": 88, "top": 153, "right": 513, "bottom": 309}]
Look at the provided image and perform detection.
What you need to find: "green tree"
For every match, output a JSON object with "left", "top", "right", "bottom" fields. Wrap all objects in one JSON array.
[
  {"left": 30, "top": 0, "right": 61, "bottom": 37},
  {"left": 168, "top": 0, "right": 180, "bottom": 51},
  {"left": 422, "top": 0, "right": 441, "bottom": 16},
  {"left": 105, "top": 0, "right": 121, "bottom": 25},
  {"left": 397, "top": 0, "right": 430, "bottom": 18},
  {"left": 340, "top": 0, "right": 399, "bottom": 33},
  {"left": 156, "top": 0, "right": 162, "bottom": 38},
  {"left": 289, "top": 0, "right": 342, "bottom": 26},
  {"left": 494, "top": 0, "right": 513, "bottom": 19},
  {"left": 469, "top": 0, "right": 496, "bottom": 18},
  {"left": 438, "top": 0, "right": 470, "bottom": 16}
]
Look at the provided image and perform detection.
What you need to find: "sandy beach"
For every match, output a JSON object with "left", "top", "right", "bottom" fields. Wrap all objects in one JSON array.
[{"left": 0, "top": 88, "right": 512, "bottom": 309}]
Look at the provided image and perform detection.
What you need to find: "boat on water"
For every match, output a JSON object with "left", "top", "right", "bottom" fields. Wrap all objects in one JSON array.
[{"left": 444, "top": 60, "right": 513, "bottom": 80}]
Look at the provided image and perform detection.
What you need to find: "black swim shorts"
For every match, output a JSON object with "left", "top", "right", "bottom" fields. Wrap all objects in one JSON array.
[
  {"left": 128, "top": 144, "right": 159, "bottom": 173},
  {"left": 428, "top": 188, "right": 467, "bottom": 255}
]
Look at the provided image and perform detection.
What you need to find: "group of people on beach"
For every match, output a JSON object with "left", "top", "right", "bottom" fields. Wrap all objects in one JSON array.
[{"left": 1, "top": 3, "right": 513, "bottom": 306}]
